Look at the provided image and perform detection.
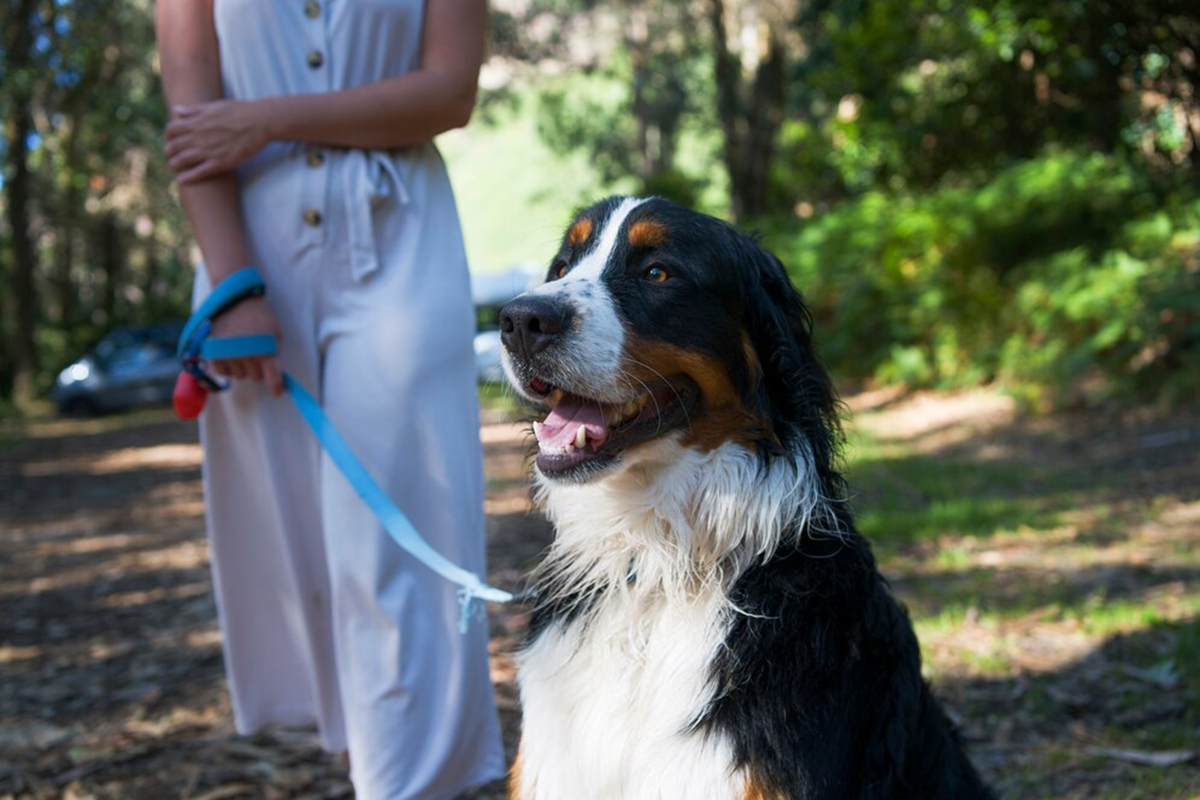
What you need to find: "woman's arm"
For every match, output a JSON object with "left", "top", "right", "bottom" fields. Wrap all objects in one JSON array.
[
  {"left": 156, "top": 0, "right": 283, "bottom": 392},
  {"left": 164, "top": 0, "right": 486, "bottom": 183}
]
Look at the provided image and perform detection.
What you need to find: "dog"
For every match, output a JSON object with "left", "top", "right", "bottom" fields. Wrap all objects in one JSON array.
[{"left": 499, "top": 196, "right": 992, "bottom": 799}]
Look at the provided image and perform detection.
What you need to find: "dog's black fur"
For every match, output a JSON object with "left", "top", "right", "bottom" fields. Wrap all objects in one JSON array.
[{"left": 514, "top": 197, "right": 993, "bottom": 799}]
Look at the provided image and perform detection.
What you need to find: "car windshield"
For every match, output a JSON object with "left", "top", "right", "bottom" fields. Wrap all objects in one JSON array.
[{"left": 91, "top": 323, "right": 183, "bottom": 370}]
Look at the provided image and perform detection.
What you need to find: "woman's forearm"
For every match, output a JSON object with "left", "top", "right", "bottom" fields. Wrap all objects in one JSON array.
[
  {"left": 156, "top": 0, "right": 253, "bottom": 284},
  {"left": 258, "top": 0, "right": 485, "bottom": 150},
  {"left": 259, "top": 71, "right": 474, "bottom": 150}
]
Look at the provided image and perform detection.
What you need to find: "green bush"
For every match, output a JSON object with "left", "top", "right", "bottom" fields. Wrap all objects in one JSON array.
[{"left": 763, "top": 151, "right": 1200, "bottom": 407}]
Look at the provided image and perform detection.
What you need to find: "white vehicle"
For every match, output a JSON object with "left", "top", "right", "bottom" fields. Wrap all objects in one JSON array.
[{"left": 472, "top": 264, "right": 542, "bottom": 383}]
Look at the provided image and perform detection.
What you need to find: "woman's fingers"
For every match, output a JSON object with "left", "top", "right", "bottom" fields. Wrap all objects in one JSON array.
[
  {"left": 177, "top": 160, "right": 226, "bottom": 184},
  {"left": 164, "top": 118, "right": 195, "bottom": 140},
  {"left": 168, "top": 150, "right": 203, "bottom": 172},
  {"left": 209, "top": 357, "right": 282, "bottom": 393},
  {"left": 262, "top": 358, "right": 284, "bottom": 397}
]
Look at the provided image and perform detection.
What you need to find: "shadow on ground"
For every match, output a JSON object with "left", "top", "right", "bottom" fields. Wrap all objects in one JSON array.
[{"left": 0, "top": 391, "right": 1195, "bottom": 798}]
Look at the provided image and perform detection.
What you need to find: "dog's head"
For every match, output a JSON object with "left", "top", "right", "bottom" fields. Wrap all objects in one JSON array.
[{"left": 501, "top": 195, "right": 840, "bottom": 486}]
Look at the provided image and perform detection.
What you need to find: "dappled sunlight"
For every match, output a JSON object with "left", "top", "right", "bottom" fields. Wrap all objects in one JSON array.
[
  {"left": 1, "top": 392, "right": 1194, "bottom": 797},
  {"left": 479, "top": 421, "right": 527, "bottom": 445},
  {"left": 849, "top": 388, "right": 1017, "bottom": 454},
  {"left": 485, "top": 495, "right": 533, "bottom": 515},
  {"left": 1, "top": 537, "right": 209, "bottom": 597},
  {"left": 0, "top": 645, "right": 42, "bottom": 665},
  {"left": 0, "top": 409, "right": 183, "bottom": 444},
  {"left": 98, "top": 581, "right": 211, "bottom": 611},
  {"left": 18, "top": 443, "right": 201, "bottom": 478},
  {"left": 845, "top": 389, "right": 1199, "bottom": 796}
]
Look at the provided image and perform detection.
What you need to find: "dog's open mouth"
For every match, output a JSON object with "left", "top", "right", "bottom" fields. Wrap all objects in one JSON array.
[{"left": 526, "top": 376, "right": 697, "bottom": 478}]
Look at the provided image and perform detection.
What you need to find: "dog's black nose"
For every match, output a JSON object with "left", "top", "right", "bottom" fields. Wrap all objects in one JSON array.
[{"left": 500, "top": 296, "right": 573, "bottom": 361}]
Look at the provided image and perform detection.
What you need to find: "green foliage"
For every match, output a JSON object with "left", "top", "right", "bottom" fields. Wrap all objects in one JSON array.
[
  {"left": 4, "top": 0, "right": 1197, "bottom": 409},
  {"left": 765, "top": 151, "right": 1200, "bottom": 405},
  {"left": 787, "top": 0, "right": 1200, "bottom": 197},
  {"left": 537, "top": 71, "right": 637, "bottom": 185},
  {"left": 439, "top": 83, "right": 629, "bottom": 272},
  {"left": 1, "top": 0, "right": 194, "bottom": 405}
]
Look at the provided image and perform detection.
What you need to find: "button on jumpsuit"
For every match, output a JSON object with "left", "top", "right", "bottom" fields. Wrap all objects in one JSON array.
[{"left": 195, "top": 1, "right": 505, "bottom": 797}]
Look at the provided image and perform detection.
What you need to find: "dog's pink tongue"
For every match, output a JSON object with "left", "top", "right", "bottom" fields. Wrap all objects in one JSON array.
[{"left": 534, "top": 395, "right": 610, "bottom": 448}]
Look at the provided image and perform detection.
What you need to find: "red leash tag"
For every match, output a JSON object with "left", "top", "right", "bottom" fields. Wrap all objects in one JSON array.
[{"left": 173, "top": 371, "right": 209, "bottom": 419}]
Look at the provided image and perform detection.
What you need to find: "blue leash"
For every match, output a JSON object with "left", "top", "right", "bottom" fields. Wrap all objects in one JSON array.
[{"left": 178, "top": 268, "right": 516, "bottom": 631}]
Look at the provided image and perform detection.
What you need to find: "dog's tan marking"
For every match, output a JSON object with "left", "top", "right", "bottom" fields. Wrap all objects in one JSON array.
[
  {"left": 742, "top": 331, "right": 762, "bottom": 387},
  {"left": 742, "top": 772, "right": 782, "bottom": 799},
  {"left": 624, "top": 336, "right": 773, "bottom": 451},
  {"left": 567, "top": 217, "right": 593, "bottom": 247},
  {"left": 628, "top": 218, "right": 667, "bottom": 248},
  {"left": 507, "top": 742, "right": 525, "bottom": 799}
]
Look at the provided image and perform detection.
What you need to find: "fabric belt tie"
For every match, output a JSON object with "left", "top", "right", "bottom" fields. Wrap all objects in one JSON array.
[{"left": 343, "top": 149, "right": 410, "bottom": 282}]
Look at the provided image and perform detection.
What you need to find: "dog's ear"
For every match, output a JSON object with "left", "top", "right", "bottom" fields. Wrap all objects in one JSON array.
[{"left": 739, "top": 236, "right": 842, "bottom": 474}]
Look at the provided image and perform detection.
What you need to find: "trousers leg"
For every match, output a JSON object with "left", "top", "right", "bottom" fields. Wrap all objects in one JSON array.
[
  {"left": 317, "top": 311, "right": 505, "bottom": 799},
  {"left": 196, "top": 271, "right": 349, "bottom": 751}
]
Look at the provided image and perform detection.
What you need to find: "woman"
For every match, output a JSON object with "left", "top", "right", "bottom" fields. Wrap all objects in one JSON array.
[{"left": 155, "top": 2, "right": 504, "bottom": 797}]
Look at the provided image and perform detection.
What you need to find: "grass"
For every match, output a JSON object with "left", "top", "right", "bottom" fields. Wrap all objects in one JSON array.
[
  {"left": 847, "top": 449, "right": 1064, "bottom": 557},
  {"left": 842, "top": 392, "right": 1199, "bottom": 795},
  {"left": 478, "top": 381, "right": 524, "bottom": 418}
]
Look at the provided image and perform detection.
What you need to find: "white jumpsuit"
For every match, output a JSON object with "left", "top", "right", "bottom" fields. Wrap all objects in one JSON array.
[{"left": 194, "top": 1, "right": 505, "bottom": 797}]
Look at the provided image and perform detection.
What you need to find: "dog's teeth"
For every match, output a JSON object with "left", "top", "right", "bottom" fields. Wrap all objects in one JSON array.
[
  {"left": 549, "top": 389, "right": 564, "bottom": 407},
  {"left": 574, "top": 426, "right": 587, "bottom": 449}
]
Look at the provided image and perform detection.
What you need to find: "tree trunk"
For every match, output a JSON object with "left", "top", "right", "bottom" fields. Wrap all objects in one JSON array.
[
  {"left": 54, "top": 128, "right": 82, "bottom": 326},
  {"left": 4, "top": 0, "right": 41, "bottom": 408},
  {"left": 708, "top": 0, "right": 785, "bottom": 221},
  {"left": 5, "top": 104, "right": 40, "bottom": 409},
  {"left": 143, "top": 234, "right": 162, "bottom": 319},
  {"left": 626, "top": 1, "right": 654, "bottom": 180},
  {"left": 97, "top": 213, "right": 123, "bottom": 325},
  {"left": 0, "top": 246, "right": 10, "bottom": 397}
]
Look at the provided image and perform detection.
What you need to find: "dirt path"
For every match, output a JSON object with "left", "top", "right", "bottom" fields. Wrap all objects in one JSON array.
[{"left": 0, "top": 392, "right": 1196, "bottom": 798}]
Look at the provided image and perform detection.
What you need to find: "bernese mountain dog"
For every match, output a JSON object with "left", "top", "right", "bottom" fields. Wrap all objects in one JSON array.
[{"left": 499, "top": 196, "right": 993, "bottom": 799}]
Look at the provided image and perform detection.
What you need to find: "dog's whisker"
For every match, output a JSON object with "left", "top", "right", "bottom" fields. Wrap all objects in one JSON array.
[{"left": 622, "top": 357, "right": 693, "bottom": 434}]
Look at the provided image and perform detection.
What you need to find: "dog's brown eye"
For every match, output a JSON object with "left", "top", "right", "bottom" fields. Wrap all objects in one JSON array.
[
  {"left": 553, "top": 261, "right": 568, "bottom": 280},
  {"left": 644, "top": 265, "right": 669, "bottom": 284}
]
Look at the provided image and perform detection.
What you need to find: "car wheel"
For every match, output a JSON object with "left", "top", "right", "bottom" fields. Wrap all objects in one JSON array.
[{"left": 60, "top": 396, "right": 100, "bottom": 417}]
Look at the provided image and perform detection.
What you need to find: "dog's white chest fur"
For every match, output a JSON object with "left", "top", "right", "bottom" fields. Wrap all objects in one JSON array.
[
  {"left": 514, "top": 440, "right": 826, "bottom": 799},
  {"left": 517, "top": 589, "right": 740, "bottom": 799}
]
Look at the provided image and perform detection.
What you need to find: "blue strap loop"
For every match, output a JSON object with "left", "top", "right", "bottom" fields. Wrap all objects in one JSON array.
[
  {"left": 178, "top": 267, "right": 515, "bottom": 631},
  {"left": 199, "top": 334, "right": 278, "bottom": 361},
  {"left": 178, "top": 268, "right": 267, "bottom": 358}
]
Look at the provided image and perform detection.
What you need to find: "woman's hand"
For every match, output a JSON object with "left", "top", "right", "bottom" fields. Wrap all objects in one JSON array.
[
  {"left": 210, "top": 296, "right": 285, "bottom": 396},
  {"left": 165, "top": 100, "right": 271, "bottom": 183}
]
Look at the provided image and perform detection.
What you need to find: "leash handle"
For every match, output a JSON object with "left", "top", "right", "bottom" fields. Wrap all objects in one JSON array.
[{"left": 177, "top": 268, "right": 269, "bottom": 359}]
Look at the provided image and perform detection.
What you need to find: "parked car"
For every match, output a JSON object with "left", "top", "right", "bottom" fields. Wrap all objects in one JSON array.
[
  {"left": 472, "top": 264, "right": 541, "bottom": 383},
  {"left": 52, "top": 265, "right": 537, "bottom": 416},
  {"left": 54, "top": 323, "right": 185, "bottom": 416}
]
